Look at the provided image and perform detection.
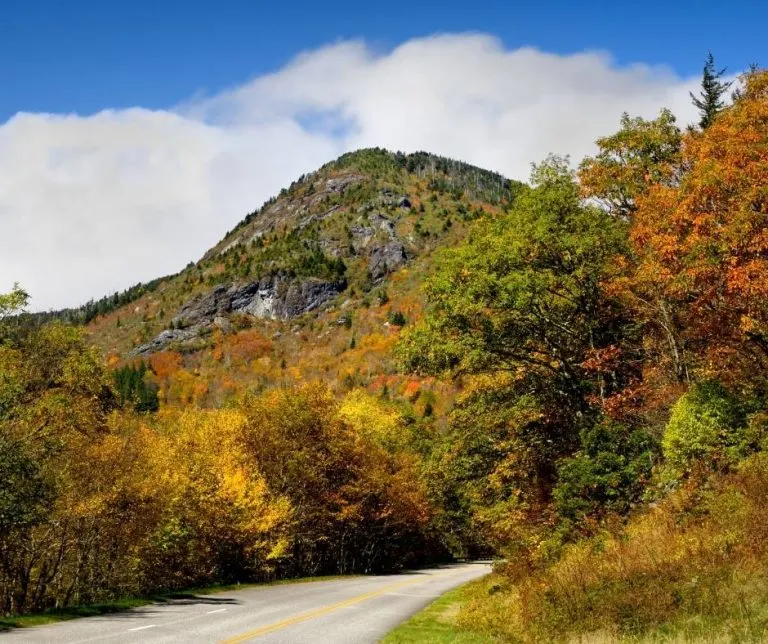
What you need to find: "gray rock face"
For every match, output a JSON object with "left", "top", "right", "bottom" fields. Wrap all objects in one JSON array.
[
  {"left": 130, "top": 274, "right": 345, "bottom": 356},
  {"left": 349, "top": 212, "right": 398, "bottom": 254},
  {"left": 380, "top": 188, "right": 411, "bottom": 208},
  {"left": 130, "top": 328, "right": 199, "bottom": 356},
  {"left": 347, "top": 211, "right": 406, "bottom": 280},
  {"left": 325, "top": 175, "right": 363, "bottom": 192},
  {"left": 369, "top": 213, "right": 396, "bottom": 236},
  {"left": 350, "top": 224, "right": 374, "bottom": 249},
  {"left": 172, "top": 284, "right": 231, "bottom": 329},
  {"left": 369, "top": 241, "right": 407, "bottom": 281}
]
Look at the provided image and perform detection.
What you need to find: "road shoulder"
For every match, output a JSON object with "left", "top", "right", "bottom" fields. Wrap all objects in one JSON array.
[
  {"left": 381, "top": 578, "right": 495, "bottom": 643},
  {"left": 0, "top": 575, "right": 351, "bottom": 632}
]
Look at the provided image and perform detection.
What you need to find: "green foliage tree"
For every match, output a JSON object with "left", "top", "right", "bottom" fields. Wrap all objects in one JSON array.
[
  {"left": 400, "top": 156, "right": 633, "bottom": 405},
  {"left": 113, "top": 362, "right": 159, "bottom": 413},
  {"left": 579, "top": 110, "right": 682, "bottom": 218},
  {"left": 0, "top": 283, "right": 29, "bottom": 322},
  {"left": 399, "top": 157, "right": 637, "bottom": 552},
  {"left": 0, "top": 283, "right": 30, "bottom": 342},
  {"left": 0, "top": 434, "right": 54, "bottom": 536},
  {"left": 554, "top": 421, "right": 658, "bottom": 529},
  {"left": 690, "top": 52, "right": 733, "bottom": 129},
  {"left": 663, "top": 381, "right": 748, "bottom": 471}
]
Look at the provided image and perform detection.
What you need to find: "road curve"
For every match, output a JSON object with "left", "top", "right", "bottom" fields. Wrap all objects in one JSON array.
[{"left": 1, "top": 563, "right": 491, "bottom": 643}]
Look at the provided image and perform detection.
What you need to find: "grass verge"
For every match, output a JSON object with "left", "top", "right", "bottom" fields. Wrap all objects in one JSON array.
[{"left": 382, "top": 579, "right": 496, "bottom": 643}]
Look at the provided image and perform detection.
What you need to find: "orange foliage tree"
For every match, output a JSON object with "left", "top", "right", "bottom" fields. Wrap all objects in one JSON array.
[{"left": 612, "top": 71, "right": 768, "bottom": 385}]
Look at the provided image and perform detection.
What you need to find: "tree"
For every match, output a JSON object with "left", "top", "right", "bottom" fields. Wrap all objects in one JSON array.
[
  {"left": 399, "top": 158, "right": 637, "bottom": 553},
  {"left": 0, "top": 284, "right": 28, "bottom": 322},
  {"left": 731, "top": 63, "right": 761, "bottom": 102},
  {"left": 0, "top": 320, "right": 118, "bottom": 613},
  {"left": 623, "top": 71, "right": 768, "bottom": 385},
  {"left": 388, "top": 310, "right": 406, "bottom": 327},
  {"left": 579, "top": 110, "right": 682, "bottom": 218},
  {"left": 240, "top": 383, "right": 429, "bottom": 575},
  {"left": 554, "top": 421, "right": 658, "bottom": 530},
  {"left": 400, "top": 156, "right": 633, "bottom": 410},
  {"left": 113, "top": 362, "right": 159, "bottom": 412},
  {"left": 663, "top": 381, "right": 748, "bottom": 472},
  {"left": 690, "top": 52, "right": 733, "bottom": 129},
  {"left": 0, "top": 284, "right": 30, "bottom": 342},
  {"left": 140, "top": 408, "right": 291, "bottom": 589}
]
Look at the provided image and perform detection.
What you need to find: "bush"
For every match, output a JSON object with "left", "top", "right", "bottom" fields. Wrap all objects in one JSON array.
[
  {"left": 456, "top": 452, "right": 768, "bottom": 642},
  {"left": 663, "top": 381, "right": 747, "bottom": 471},
  {"left": 388, "top": 310, "right": 406, "bottom": 326},
  {"left": 554, "top": 421, "right": 658, "bottom": 528}
]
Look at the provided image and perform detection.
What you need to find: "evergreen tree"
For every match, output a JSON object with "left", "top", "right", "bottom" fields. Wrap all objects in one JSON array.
[
  {"left": 113, "top": 362, "right": 159, "bottom": 413},
  {"left": 690, "top": 52, "right": 733, "bottom": 129}
]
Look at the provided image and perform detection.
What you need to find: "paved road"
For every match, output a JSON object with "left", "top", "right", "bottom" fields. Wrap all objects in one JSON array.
[{"left": 1, "top": 563, "right": 491, "bottom": 643}]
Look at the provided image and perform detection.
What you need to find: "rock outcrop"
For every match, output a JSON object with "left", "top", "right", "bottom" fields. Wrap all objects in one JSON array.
[
  {"left": 369, "top": 241, "right": 408, "bottom": 281},
  {"left": 131, "top": 274, "right": 345, "bottom": 356}
]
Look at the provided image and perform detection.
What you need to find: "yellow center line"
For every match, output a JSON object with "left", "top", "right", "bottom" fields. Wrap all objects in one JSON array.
[{"left": 218, "top": 573, "right": 438, "bottom": 643}]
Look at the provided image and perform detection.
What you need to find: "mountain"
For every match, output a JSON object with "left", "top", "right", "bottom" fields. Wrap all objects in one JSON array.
[{"left": 76, "top": 148, "right": 523, "bottom": 406}]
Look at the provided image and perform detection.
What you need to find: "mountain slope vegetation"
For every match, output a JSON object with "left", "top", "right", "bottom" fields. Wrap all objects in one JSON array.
[{"left": 79, "top": 148, "right": 522, "bottom": 409}]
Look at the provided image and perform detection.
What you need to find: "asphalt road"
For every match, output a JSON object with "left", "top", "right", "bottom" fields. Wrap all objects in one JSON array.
[{"left": 1, "top": 563, "right": 491, "bottom": 643}]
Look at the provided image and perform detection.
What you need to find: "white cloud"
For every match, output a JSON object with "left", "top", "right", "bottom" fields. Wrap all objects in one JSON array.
[{"left": 0, "top": 33, "right": 700, "bottom": 310}]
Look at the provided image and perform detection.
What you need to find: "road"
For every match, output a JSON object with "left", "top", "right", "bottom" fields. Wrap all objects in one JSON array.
[{"left": 1, "top": 563, "right": 491, "bottom": 643}]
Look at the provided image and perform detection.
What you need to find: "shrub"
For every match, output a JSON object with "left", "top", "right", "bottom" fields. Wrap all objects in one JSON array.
[
  {"left": 663, "top": 381, "right": 747, "bottom": 471},
  {"left": 456, "top": 451, "right": 768, "bottom": 642},
  {"left": 388, "top": 310, "right": 406, "bottom": 326},
  {"left": 554, "top": 421, "right": 658, "bottom": 528}
]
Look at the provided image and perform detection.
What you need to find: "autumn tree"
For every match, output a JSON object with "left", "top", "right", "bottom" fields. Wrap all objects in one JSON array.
[
  {"left": 622, "top": 70, "right": 768, "bottom": 386},
  {"left": 0, "top": 319, "right": 117, "bottom": 613},
  {"left": 399, "top": 158, "right": 638, "bottom": 553},
  {"left": 240, "top": 383, "right": 430, "bottom": 575},
  {"left": 140, "top": 409, "right": 291, "bottom": 589},
  {"left": 579, "top": 110, "right": 682, "bottom": 218}
]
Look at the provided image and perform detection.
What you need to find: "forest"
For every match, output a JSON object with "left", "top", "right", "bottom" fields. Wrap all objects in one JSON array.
[{"left": 2, "top": 62, "right": 768, "bottom": 641}]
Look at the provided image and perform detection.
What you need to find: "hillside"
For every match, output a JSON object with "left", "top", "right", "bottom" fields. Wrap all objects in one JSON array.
[{"left": 81, "top": 148, "right": 523, "bottom": 407}]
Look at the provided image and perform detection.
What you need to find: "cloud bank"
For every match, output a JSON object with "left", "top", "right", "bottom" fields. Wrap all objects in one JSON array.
[{"left": 0, "top": 33, "right": 699, "bottom": 310}]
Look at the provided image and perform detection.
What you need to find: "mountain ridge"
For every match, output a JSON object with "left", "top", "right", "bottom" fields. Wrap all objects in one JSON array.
[
  {"left": 33, "top": 148, "right": 518, "bottom": 326},
  {"left": 64, "top": 147, "right": 524, "bottom": 407}
]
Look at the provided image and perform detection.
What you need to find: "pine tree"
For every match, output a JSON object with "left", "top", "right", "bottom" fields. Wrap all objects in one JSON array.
[{"left": 690, "top": 52, "right": 733, "bottom": 129}]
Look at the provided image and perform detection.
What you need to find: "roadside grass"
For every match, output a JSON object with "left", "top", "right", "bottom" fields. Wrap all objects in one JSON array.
[
  {"left": 382, "top": 580, "right": 496, "bottom": 643},
  {"left": 0, "top": 574, "right": 353, "bottom": 632},
  {"left": 450, "top": 453, "right": 768, "bottom": 643}
]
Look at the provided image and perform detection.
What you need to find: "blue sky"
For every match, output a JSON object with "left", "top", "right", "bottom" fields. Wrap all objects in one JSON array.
[
  {"left": 0, "top": 0, "right": 762, "bottom": 121},
  {"left": 1, "top": 0, "right": 762, "bottom": 309}
]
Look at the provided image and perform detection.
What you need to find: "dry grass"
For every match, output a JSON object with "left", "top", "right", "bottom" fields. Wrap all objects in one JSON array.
[{"left": 455, "top": 453, "right": 768, "bottom": 642}]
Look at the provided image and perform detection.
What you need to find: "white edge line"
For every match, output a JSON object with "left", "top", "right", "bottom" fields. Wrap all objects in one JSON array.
[
  {"left": 206, "top": 608, "right": 228, "bottom": 614},
  {"left": 127, "top": 624, "right": 157, "bottom": 632}
]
